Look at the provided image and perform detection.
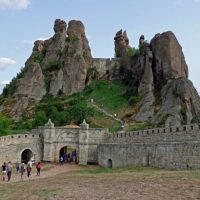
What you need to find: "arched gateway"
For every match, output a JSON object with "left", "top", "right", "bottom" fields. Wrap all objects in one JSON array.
[{"left": 21, "top": 149, "right": 33, "bottom": 163}]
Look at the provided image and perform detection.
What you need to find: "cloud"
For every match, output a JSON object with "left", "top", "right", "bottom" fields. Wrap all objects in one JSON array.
[
  {"left": 23, "top": 37, "right": 48, "bottom": 45},
  {"left": 0, "top": 57, "right": 16, "bottom": 70},
  {"left": 0, "top": 0, "right": 30, "bottom": 10},
  {"left": 0, "top": 80, "right": 10, "bottom": 85}
]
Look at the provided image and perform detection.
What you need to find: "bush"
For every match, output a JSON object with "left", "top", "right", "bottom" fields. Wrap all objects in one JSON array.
[
  {"left": 2, "top": 78, "right": 17, "bottom": 97},
  {"left": 66, "top": 34, "right": 79, "bottom": 43},
  {"left": 129, "top": 96, "right": 143, "bottom": 106},
  {"left": 44, "top": 75, "right": 51, "bottom": 93},
  {"left": 126, "top": 47, "right": 140, "bottom": 57},
  {"left": 32, "top": 52, "right": 45, "bottom": 63},
  {"left": 45, "top": 59, "right": 61, "bottom": 71},
  {"left": 0, "top": 115, "right": 12, "bottom": 136},
  {"left": 34, "top": 111, "right": 47, "bottom": 127}
]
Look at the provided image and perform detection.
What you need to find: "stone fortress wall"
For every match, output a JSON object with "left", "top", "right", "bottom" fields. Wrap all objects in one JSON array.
[
  {"left": 0, "top": 129, "right": 43, "bottom": 164},
  {"left": 1, "top": 121, "right": 200, "bottom": 170},
  {"left": 0, "top": 120, "right": 108, "bottom": 165},
  {"left": 98, "top": 124, "right": 200, "bottom": 169}
]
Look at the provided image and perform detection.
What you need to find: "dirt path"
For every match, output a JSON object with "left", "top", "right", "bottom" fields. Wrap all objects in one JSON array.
[{"left": 1, "top": 163, "right": 81, "bottom": 183}]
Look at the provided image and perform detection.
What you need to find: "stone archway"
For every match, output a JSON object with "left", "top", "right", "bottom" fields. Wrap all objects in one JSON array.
[
  {"left": 21, "top": 149, "right": 33, "bottom": 164},
  {"left": 59, "top": 146, "right": 78, "bottom": 164},
  {"left": 59, "top": 146, "right": 67, "bottom": 162}
]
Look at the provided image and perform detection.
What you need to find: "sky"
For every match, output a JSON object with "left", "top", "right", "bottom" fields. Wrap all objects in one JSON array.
[{"left": 0, "top": 0, "right": 200, "bottom": 93}]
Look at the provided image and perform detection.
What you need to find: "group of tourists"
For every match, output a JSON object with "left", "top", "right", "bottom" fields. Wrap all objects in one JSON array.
[
  {"left": 1, "top": 160, "right": 42, "bottom": 182},
  {"left": 60, "top": 150, "right": 77, "bottom": 165}
]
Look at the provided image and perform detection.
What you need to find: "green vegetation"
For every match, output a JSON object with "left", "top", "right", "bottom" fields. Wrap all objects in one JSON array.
[
  {"left": 0, "top": 115, "right": 13, "bottom": 136},
  {"left": 66, "top": 34, "right": 79, "bottom": 43},
  {"left": 85, "top": 67, "right": 99, "bottom": 84},
  {"left": 128, "top": 96, "right": 143, "bottom": 106},
  {"left": 128, "top": 122, "right": 152, "bottom": 131},
  {"left": 45, "top": 59, "right": 61, "bottom": 71},
  {"left": 126, "top": 47, "right": 140, "bottom": 57},
  {"left": 44, "top": 75, "right": 51, "bottom": 93},
  {"left": 84, "top": 80, "right": 128, "bottom": 112},
  {"left": 78, "top": 166, "right": 163, "bottom": 174},
  {"left": 2, "top": 64, "right": 30, "bottom": 97},
  {"left": 32, "top": 52, "right": 45, "bottom": 63},
  {"left": 115, "top": 48, "right": 120, "bottom": 57},
  {"left": 0, "top": 80, "right": 147, "bottom": 135}
]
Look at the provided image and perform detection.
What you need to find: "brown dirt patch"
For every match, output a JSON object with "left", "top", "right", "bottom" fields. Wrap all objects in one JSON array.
[{"left": 1, "top": 164, "right": 200, "bottom": 200}]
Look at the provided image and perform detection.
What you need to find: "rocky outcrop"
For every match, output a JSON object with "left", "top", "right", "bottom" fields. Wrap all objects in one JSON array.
[
  {"left": 115, "top": 31, "right": 200, "bottom": 126},
  {"left": 133, "top": 37, "right": 155, "bottom": 121},
  {"left": 151, "top": 78, "right": 200, "bottom": 126},
  {"left": 14, "top": 62, "right": 46, "bottom": 100},
  {"left": 0, "top": 19, "right": 93, "bottom": 121},
  {"left": 114, "top": 30, "right": 131, "bottom": 58},
  {"left": 1, "top": 20, "right": 200, "bottom": 127},
  {"left": 150, "top": 31, "right": 188, "bottom": 90}
]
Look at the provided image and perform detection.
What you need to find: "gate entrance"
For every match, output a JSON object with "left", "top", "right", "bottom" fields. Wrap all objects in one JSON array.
[
  {"left": 59, "top": 146, "right": 77, "bottom": 163},
  {"left": 21, "top": 149, "right": 33, "bottom": 164}
]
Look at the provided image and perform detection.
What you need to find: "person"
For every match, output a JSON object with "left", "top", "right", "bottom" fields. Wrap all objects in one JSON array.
[
  {"left": 60, "top": 156, "right": 64, "bottom": 165},
  {"left": 63, "top": 153, "right": 67, "bottom": 163},
  {"left": 72, "top": 150, "right": 77, "bottom": 163},
  {"left": 20, "top": 163, "right": 25, "bottom": 179},
  {"left": 6, "top": 161, "right": 12, "bottom": 182},
  {"left": 1, "top": 162, "right": 6, "bottom": 181},
  {"left": 27, "top": 163, "right": 31, "bottom": 177},
  {"left": 121, "top": 118, "right": 125, "bottom": 129},
  {"left": 36, "top": 162, "right": 41, "bottom": 176},
  {"left": 28, "top": 159, "right": 33, "bottom": 168},
  {"left": 16, "top": 161, "right": 20, "bottom": 173}
]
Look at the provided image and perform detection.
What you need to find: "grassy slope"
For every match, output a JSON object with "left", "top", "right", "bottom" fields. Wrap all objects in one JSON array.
[{"left": 0, "top": 80, "right": 151, "bottom": 136}]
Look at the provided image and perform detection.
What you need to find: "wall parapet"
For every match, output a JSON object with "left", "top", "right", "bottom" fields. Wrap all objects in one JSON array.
[{"left": 105, "top": 124, "right": 200, "bottom": 143}]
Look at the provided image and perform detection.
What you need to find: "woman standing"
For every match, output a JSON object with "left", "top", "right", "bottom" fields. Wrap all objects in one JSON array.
[
  {"left": 1, "top": 162, "right": 6, "bottom": 181},
  {"left": 36, "top": 162, "right": 41, "bottom": 176},
  {"left": 27, "top": 163, "right": 31, "bottom": 178}
]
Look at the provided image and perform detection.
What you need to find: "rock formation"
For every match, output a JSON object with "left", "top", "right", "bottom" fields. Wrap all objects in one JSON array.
[
  {"left": 114, "top": 29, "right": 131, "bottom": 58},
  {"left": 0, "top": 19, "right": 92, "bottom": 121},
  {"left": 0, "top": 20, "right": 200, "bottom": 126},
  {"left": 114, "top": 30, "right": 200, "bottom": 126},
  {"left": 134, "top": 36, "right": 155, "bottom": 122},
  {"left": 150, "top": 31, "right": 188, "bottom": 90}
]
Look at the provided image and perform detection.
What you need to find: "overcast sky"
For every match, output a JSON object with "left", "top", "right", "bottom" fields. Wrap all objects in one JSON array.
[{"left": 0, "top": 0, "right": 200, "bottom": 93}]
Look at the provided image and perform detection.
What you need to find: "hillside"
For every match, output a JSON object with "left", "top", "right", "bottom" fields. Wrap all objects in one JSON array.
[{"left": 1, "top": 18, "right": 200, "bottom": 134}]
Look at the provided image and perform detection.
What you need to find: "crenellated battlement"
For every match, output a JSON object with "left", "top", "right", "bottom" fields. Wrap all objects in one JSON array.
[{"left": 105, "top": 124, "right": 200, "bottom": 143}]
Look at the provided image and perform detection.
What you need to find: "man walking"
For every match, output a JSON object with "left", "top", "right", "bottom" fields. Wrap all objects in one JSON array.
[{"left": 7, "top": 161, "right": 12, "bottom": 182}]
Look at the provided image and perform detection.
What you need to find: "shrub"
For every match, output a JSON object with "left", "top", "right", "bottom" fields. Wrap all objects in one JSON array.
[
  {"left": 2, "top": 78, "right": 17, "bottom": 97},
  {"left": 34, "top": 111, "right": 47, "bottom": 127},
  {"left": 0, "top": 115, "right": 12, "bottom": 136},
  {"left": 129, "top": 96, "right": 143, "bottom": 106},
  {"left": 44, "top": 75, "right": 51, "bottom": 93},
  {"left": 66, "top": 34, "right": 79, "bottom": 43},
  {"left": 45, "top": 59, "right": 61, "bottom": 71},
  {"left": 126, "top": 47, "right": 140, "bottom": 57}
]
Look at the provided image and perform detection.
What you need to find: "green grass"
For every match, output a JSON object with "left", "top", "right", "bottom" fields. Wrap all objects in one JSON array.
[
  {"left": 85, "top": 80, "right": 128, "bottom": 112},
  {"left": 128, "top": 122, "right": 152, "bottom": 131},
  {"left": 77, "top": 166, "right": 157, "bottom": 174},
  {"left": 77, "top": 166, "right": 200, "bottom": 180},
  {"left": 0, "top": 80, "right": 132, "bottom": 135}
]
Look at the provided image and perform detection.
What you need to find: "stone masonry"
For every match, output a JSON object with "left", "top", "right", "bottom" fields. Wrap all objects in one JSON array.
[{"left": 1, "top": 121, "right": 200, "bottom": 169}]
